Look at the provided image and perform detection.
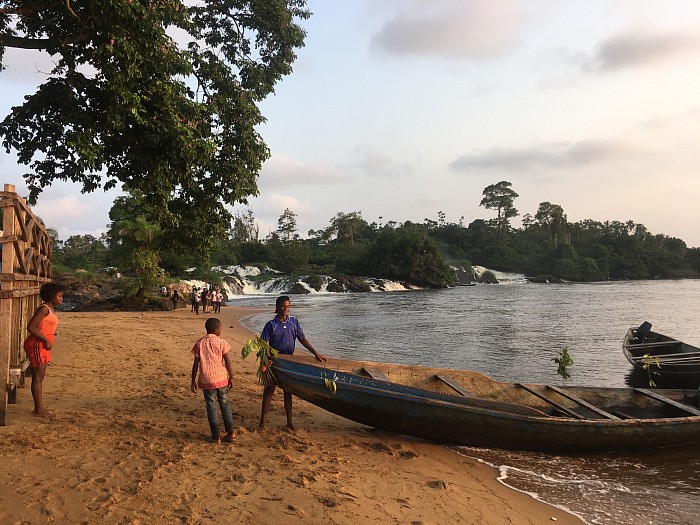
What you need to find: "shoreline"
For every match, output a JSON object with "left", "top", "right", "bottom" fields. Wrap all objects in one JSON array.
[{"left": 0, "top": 306, "right": 584, "bottom": 524}]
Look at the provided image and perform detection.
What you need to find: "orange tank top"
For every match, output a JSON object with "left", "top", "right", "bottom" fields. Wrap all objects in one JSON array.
[{"left": 38, "top": 304, "right": 59, "bottom": 344}]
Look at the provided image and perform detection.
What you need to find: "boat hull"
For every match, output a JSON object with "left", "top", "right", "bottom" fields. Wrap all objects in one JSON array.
[
  {"left": 272, "top": 355, "right": 700, "bottom": 453},
  {"left": 623, "top": 327, "right": 700, "bottom": 379}
]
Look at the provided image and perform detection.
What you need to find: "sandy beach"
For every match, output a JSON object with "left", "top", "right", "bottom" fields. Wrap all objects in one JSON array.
[{"left": 0, "top": 306, "right": 584, "bottom": 525}]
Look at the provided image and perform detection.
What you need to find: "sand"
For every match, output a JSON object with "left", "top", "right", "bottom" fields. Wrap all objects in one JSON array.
[{"left": 0, "top": 306, "right": 584, "bottom": 525}]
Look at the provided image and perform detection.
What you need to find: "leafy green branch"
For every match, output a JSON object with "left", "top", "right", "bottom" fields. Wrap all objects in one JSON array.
[
  {"left": 241, "top": 336, "right": 278, "bottom": 385},
  {"left": 554, "top": 347, "right": 574, "bottom": 385},
  {"left": 641, "top": 353, "right": 661, "bottom": 388}
]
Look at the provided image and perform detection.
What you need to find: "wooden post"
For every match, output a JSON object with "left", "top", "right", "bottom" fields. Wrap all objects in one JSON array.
[
  {"left": 1, "top": 184, "right": 17, "bottom": 424},
  {"left": 0, "top": 183, "right": 52, "bottom": 424}
]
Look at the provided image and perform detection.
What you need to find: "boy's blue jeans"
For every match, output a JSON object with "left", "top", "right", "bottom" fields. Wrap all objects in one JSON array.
[{"left": 203, "top": 386, "right": 234, "bottom": 438}]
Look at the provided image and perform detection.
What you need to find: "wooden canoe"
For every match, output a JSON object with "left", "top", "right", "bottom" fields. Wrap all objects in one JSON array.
[
  {"left": 623, "top": 325, "right": 700, "bottom": 380},
  {"left": 271, "top": 354, "right": 700, "bottom": 453}
]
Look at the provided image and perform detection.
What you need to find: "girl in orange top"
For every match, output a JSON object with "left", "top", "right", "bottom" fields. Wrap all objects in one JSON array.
[{"left": 24, "top": 282, "right": 64, "bottom": 418}]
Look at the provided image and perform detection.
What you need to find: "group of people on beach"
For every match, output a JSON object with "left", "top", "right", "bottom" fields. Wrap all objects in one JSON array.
[
  {"left": 189, "top": 285, "right": 224, "bottom": 315},
  {"left": 160, "top": 284, "right": 224, "bottom": 314},
  {"left": 24, "top": 284, "right": 326, "bottom": 443}
]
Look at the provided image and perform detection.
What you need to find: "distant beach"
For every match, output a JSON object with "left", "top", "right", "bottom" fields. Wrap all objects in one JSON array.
[{"left": 0, "top": 307, "right": 583, "bottom": 525}]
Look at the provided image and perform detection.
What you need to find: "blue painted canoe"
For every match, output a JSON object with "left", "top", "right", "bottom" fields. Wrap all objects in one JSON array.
[{"left": 271, "top": 355, "right": 700, "bottom": 453}]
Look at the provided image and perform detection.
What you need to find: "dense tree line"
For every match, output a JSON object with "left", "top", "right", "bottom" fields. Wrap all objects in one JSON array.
[
  {"left": 431, "top": 181, "right": 699, "bottom": 282},
  {"left": 49, "top": 182, "right": 700, "bottom": 291}
]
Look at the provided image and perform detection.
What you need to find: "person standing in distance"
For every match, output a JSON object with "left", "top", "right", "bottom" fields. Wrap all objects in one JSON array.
[{"left": 258, "top": 295, "right": 327, "bottom": 430}]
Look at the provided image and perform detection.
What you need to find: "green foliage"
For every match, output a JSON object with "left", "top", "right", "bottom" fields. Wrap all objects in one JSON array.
[
  {"left": 479, "top": 270, "right": 498, "bottom": 284},
  {"left": 536, "top": 202, "right": 567, "bottom": 248},
  {"left": 641, "top": 353, "right": 661, "bottom": 388},
  {"left": 43, "top": 179, "right": 700, "bottom": 289},
  {"left": 480, "top": 181, "right": 519, "bottom": 242},
  {"left": 329, "top": 211, "right": 370, "bottom": 245},
  {"left": 554, "top": 347, "right": 574, "bottom": 384},
  {"left": 329, "top": 241, "right": 370, "bottom": 275},
  {"left": 238, "top": 241, "right": 269, "bottom": 264},
  {"left": 185, "top": 267, "right": 222, "bottom": 286},
  {"left": 54, "top": 234, "right": 111, "bottom": 271},
  {"left": 305, "top": 274, "right": 325, "bottom": 291},
  {"left": 230, "top": 208, "right": 259, "bottom": 244},
  {"left": 0, "top": 0, "right": 310, "bottom": 252},
  {"left": 241, "top": 337, "right": 279, "bottom": 385},
  {"left": 131, "top": 247, "right": 162, "bottom": 294},
  {"left": 365, "top": 223, "right": 456, "bottom": 287},
  {"left": 323, "top": 371, "right": 338, "bottom": 394},
  {"left": 266, "top": 234, "right": 311, "bottom": 274},
  {"left": 276, "top": 208, "right": 299, "bottom": 244}
]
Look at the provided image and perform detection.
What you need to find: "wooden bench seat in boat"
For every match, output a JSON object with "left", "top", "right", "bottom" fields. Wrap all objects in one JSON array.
[
  {"left": 634, "top": 388, "right": 700, "bottom": 416},
  {"left": 434, "top": 375, "right": 476, "bottom": 397},
  {"left": 361, "top": 367, "right": 391, "bottom": 382}
]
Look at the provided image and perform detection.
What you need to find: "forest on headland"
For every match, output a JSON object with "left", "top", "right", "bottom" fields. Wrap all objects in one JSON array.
[{"left": 47, "top": 181, "right": 700, "bottom": 292}]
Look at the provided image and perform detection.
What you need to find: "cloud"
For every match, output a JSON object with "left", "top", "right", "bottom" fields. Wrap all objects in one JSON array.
[
  {"left": 450, "top": 139, "right": 632, "bottom": 172},
  {"left": 583, "top": 28, "right": 700, "bottom": 72},
  {"left": 415, "top": 195, "right": 442, "bottom": 206},
  {"left": 29, "top": 194, "right": 108, "bottom": 239},
  {"left": 370, "top": 0, "right": 522, "bottom": 59},
  {"left": 266, "top": 193, "right": 310, "bottom": 214},
  {"left": 259, "top": 155, "right": 349, "bottom": 188},
  {"left": 348, "top": 145, "right": 414, "bottom": 178}
]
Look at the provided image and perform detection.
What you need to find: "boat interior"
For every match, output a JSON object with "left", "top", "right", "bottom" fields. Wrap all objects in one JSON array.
[{"left": 279, "top": 355, "right": 700, "bottom": 421}]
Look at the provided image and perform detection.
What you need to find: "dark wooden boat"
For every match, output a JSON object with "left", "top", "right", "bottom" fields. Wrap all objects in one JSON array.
[
  {"left": 623, "top": 322, "right": 700, "bottom": 379},
  {"left": 271, "top": 354, "right": 700, "bottom": 453}
]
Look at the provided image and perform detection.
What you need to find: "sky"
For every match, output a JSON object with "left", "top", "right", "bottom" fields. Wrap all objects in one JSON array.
[{"left": 2, "top": 0, "right": 700, "bottom": 247}]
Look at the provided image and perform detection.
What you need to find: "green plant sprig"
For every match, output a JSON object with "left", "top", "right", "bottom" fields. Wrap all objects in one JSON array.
[
  {"left": 554, "top": 347, "right": 574, "bottom": 385},
  {"left": 242, "top": 337, "right": 279, "bottom": 386},
  {"left": 641, "top": 353, "right": 661, "bottom": 388},
  {"left": 323, "top": 371, "right": 338, "bottom": 395}
]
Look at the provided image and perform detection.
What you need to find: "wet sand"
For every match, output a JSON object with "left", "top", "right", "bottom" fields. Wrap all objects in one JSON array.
[{"left": 0, "top": 306, "right": 584, "bottom": 524}]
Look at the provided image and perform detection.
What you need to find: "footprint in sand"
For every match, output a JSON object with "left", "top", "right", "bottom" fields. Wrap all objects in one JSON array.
[{"left": 284, "top": 504, "right": 306, "bottom": 517}]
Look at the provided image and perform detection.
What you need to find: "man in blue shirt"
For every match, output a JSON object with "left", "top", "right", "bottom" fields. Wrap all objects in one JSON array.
[{"left": 259, "top": 295, "right": 327, "bottom": 430}]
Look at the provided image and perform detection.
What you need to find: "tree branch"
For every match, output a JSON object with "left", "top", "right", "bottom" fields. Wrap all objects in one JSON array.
[
  {"left": 0, "top": 32, "right": 91, "bottom": 50},
  {"left": 65, "top": 0, "right": 78, "bottom": 18}
]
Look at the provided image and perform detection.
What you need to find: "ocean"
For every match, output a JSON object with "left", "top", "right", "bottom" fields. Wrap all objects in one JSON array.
[{"left": 233, "top": 279, "right": 700, "bottom": 525}]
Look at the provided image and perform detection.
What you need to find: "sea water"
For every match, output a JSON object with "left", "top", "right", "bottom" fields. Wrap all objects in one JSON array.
[{"left": 235, "top": 280, "right": 700, "bottom": 525}]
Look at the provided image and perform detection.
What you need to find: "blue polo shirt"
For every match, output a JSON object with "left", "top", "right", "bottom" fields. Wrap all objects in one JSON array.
[{"left": 261, "top": 316, "right": 305, "bottom": 355}]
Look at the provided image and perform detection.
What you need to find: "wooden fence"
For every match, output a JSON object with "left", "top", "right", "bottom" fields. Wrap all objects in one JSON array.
[{"left": 1, "top": 183, "right": 52, "bottom": 425}]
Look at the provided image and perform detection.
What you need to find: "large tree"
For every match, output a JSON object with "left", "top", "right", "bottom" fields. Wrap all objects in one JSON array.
[
  {"left": 535, "top": 201, "right": 567, "bottom": 248},
  {"left": 480, "top": 181, "right": 519, "bottom": 242},
  {"left": 0, "top": 0, "right": 310, "bottom": 253}
]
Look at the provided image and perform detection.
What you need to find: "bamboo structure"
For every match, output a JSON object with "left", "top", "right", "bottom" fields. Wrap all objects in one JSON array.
[{"left": 1, "top": 183, "right": 52, "bottom": 425}]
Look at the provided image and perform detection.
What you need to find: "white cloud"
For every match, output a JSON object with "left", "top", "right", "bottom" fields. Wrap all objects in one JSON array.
[
  {"left": 370, "top": 0, "right": 522, "bottom": 59},
  {"left": 259, "top": 155, "right": 349, "bottom": 188},
  {"left": 450, "top": 139, "right": 635, "bottom": 172},
  {"left": 583, "top": 28, "right": 700, "bottom": 72},
  {"left": 416, "top": 195, "right": 442, "bottom": 206},
  {"left": 266, "top": 193, "right": 309, "bottom": 214},
  {"left": 348, "top": 144, "right": 414, "bottom": 178},
  {"left": 29, "top": 194, "right": 111, "bottom": 240}
]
